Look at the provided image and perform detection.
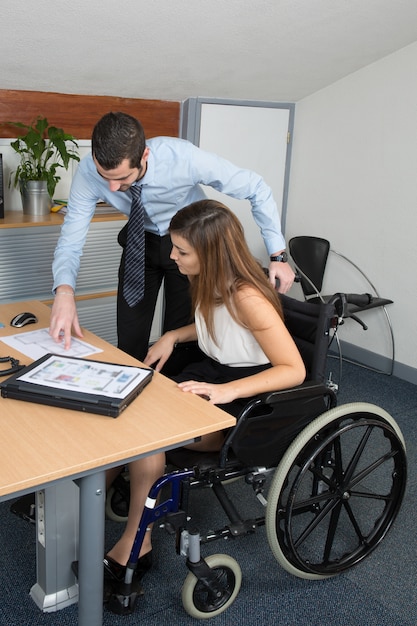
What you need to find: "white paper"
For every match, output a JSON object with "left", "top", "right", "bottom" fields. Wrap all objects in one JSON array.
[
  {"left": 0, "top": 328, "right": 103, "bottom": 360},
  {"left": 17, "top": 354, "right": 150, "bottom": 399}
]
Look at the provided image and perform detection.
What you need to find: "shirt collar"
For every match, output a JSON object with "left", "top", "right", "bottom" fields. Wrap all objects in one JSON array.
[{"left": 137, "top": 146, "right": 154, "bottom": 186}]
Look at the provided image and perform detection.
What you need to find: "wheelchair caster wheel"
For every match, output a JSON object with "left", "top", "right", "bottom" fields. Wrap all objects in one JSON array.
[
  {"left": 181, "top": 554, "right": 242, "bottom": 619},
  {"left": 106, "top": 471, "right": 130, "bottom": 522}
]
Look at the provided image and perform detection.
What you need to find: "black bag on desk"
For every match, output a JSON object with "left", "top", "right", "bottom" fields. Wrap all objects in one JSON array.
[{"left": 0, "top": 353, "right": 153, "bottom": 417}]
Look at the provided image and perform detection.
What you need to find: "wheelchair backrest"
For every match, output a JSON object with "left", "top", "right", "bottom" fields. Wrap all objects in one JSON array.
[
  {"left": 288, "top": 236, "right": 330, "bottom": 296},
  {"left": 220, "top": 295, "right": 338, "bottom": 468},
  {"left": 279, "top": 294, "right": 335, "bottom": 383}
]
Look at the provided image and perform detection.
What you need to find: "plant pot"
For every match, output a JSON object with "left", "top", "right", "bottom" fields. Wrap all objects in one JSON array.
[{"left": 20, "top": 180, "right": 52, "bottom": 216}]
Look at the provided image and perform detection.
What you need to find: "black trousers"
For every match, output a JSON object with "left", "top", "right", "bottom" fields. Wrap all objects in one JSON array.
[{"left": 117, "top": 227, "right": 196, "bottom": 366}]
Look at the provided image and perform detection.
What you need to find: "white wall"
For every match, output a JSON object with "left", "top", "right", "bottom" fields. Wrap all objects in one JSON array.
[{"left": 286, "top": 41, "right": 417, "bottom": 376}]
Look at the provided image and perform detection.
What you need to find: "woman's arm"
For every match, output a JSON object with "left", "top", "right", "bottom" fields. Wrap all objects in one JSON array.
[
  {"left": 178, "top": 288, "right": 305, "bottom": 404},
  {"left": 143, "top": 323, "right": 197, "bottom": 371}
]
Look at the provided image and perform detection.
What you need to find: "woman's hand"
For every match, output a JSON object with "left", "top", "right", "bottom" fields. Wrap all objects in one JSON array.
[
  {"left": 177, "top": 380, "right": 237, "bottom": 406},
  {"left": 143, "top": 332, "right": 177, "bottom": 371}
]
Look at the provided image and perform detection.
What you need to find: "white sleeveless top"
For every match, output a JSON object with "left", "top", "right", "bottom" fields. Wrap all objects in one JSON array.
[{"left": 195, "top": 304, "right": 270, "bottom": 367}]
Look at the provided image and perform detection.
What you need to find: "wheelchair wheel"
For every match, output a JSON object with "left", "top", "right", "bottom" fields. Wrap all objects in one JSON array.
[
  {"left": 266, "top": 402, "right": 406, "bottom": 580},
  {"left": 181, "top": 554, "right": 242, "bottom": 619},
  {"left": 105, "top": 471, "right": 130, "bottom": 522}
]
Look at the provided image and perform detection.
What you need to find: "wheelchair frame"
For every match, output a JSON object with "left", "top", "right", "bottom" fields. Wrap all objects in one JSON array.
[{"left": 106, "top": 295, "right": 407, "bottom": 619}]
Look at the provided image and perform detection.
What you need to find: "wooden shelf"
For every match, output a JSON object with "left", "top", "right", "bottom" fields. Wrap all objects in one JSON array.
[
  {"left": 0, "top": 210, "right": 126, "bottom": 228},
  {"left": 42, "top": 290, "right": 118, "bottom": 305}
]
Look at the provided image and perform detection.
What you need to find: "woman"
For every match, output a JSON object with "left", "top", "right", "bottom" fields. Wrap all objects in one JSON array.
[
  {"left": 145, "top": 198, "right": 306, "bottom": 447},
  {"left": 102, "top": 199, "right": 305, "bottom": 588}
]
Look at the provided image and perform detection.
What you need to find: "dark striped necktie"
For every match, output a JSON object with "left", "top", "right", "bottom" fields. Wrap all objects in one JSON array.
[{"left": 123, "top": 184, "right": 145, "bottom": 307}]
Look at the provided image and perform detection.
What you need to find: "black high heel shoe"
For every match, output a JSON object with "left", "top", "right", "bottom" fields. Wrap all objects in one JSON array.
[
  {"left": 103, "top": 550, "right": 153, "bottom": 581},
  {"left": 72, "top": 550, "right": 153, "bottom": 582},
  {"left": 135, "top": 550, "right": 153, "bottom": 580},
  {"left": 71, "top": 551, "right": 152, "bottom": 603}
]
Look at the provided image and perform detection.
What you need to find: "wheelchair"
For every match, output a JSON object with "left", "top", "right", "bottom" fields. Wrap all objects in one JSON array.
[{"left": 106, "top": 293, "right": 407, "bottom": 619}]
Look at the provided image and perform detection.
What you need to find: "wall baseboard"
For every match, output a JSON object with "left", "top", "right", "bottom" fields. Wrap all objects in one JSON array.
[{"left": 330, "top": 341, "right": 417, "bottom": 386}]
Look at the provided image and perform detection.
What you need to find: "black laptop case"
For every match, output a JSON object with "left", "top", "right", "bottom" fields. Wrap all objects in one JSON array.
[{"left": 0, "top": 353, "right": 153, "bottom": 417}]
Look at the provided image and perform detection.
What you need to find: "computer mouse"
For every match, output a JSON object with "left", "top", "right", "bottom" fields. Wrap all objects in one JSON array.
[{"left": 10, "top": 312, "right": 38, "bottom": 328}]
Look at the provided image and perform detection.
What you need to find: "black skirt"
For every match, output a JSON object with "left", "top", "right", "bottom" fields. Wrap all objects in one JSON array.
[{"left": 171, "top": 356, "right": 271, "bottom": 417}]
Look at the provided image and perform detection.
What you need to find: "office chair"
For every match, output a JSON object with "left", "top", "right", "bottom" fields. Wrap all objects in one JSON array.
[{"left": 288, "top": 235, "right": 395, "bottom": 377}]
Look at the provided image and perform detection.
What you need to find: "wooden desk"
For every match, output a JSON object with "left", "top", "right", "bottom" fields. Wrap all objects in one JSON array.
[{"left": 0, "top": 300, "right": 235, "bottom": 626}]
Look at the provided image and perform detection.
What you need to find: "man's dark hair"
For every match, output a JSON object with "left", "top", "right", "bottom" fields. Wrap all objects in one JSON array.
[{"left": 91, "top": 112, "right": 146, "bottom": 170}]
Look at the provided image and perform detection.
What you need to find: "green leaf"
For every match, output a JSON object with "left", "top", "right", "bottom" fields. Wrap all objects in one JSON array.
[{"left": 7, "top": 116, "right": 80, "bottom": 199}]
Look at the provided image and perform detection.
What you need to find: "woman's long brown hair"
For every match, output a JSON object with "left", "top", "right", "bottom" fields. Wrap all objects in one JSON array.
[{"left": 169, "top": 199, "right": 283, "bottom": 343}]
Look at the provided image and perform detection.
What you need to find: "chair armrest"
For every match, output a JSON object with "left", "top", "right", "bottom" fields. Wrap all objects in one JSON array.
[
  {"left": 263, "top": 381, "right": 336, "bottom": 404},
  {"left": 237, "top": 381, "right": 337, "bottom": 420},
  {"left": 220, "top": 381, "right": 337, "bottom": 468}
]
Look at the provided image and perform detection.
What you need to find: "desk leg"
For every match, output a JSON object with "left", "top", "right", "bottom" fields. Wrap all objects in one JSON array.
[
  {"left": 77, "top": 470, "right": 106, "bottom": 626},
  {"left": 30, "top": 480, "right": 79, "bottom": 611}
]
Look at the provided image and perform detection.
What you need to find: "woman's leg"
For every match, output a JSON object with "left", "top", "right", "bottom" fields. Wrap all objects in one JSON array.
[
  {"left": 186, "top": 431, "right": 226, "bottom": 451},
  {"left": 106, "top": 452, "right": 166, "bottom": 564},
  {"left": 106, "top": 466, "right": 123, "bottom": 490}
]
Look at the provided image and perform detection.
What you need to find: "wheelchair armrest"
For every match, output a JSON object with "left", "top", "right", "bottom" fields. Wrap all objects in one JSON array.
[
  {"left": 237, "top": 380, "right": 337, "bottom": 420},
  {"left": 262, "top": 380, "right": 336, "bottom": 405},
  {"left": 220, "top": 381, "right": 337, "bottom": 468}
]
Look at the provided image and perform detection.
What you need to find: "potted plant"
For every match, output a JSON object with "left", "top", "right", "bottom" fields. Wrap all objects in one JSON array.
[{"left": 8, "top": 116, "right": 80, "bottom": 215}]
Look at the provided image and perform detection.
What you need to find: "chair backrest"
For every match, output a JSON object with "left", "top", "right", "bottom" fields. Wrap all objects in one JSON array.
[
  {"left": 219, "top": 295, "right": 337, "bottom": 468},
  {"left": 289, "top": 236, "right": 330, "bottom": 297},
  {"left": 279, "top": 293, "right": 334, "bottom": 383}
]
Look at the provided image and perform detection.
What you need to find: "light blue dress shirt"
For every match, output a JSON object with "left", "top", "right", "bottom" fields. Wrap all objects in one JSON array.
[{"left": 52, "top": 136, "right": 285, "bottom": 291}]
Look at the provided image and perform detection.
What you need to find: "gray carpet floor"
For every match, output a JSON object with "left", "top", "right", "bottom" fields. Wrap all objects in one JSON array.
[{"left": 0, "top": 360, "right": 416, "bottom": 625}]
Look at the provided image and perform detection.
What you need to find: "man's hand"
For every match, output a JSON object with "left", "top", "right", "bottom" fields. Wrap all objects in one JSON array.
[
  {"left": 49, "top": 287, "right": 83, "bottom": 349},
  {"left": 268, "top": 260, "right": 295, "bottom": 293}
]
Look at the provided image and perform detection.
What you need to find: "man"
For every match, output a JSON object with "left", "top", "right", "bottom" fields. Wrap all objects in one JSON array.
[{"left": 50, "top": 112, "right": 294, "bottom": 364}]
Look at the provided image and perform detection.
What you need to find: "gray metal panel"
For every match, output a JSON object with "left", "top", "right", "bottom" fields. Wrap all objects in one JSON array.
[
  {"left": 0, "top": 219, "right": 124, "bottom": 302},
  {"left": 76, "top": 296, "right": 118, "bottom": 346},
  {"left": 76, "top": 221, "right": 124, "bottom": 295},
  {"left": 180, "top": 98, "right": 199, "bottom": 142},
  {"left": 0, "top": 225, "right": 60, "bottom": 301}
]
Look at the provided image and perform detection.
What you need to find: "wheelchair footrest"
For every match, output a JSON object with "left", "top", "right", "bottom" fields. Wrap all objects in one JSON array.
[{"left": 107, "top": 579, "right": 144, "bottom": 615}]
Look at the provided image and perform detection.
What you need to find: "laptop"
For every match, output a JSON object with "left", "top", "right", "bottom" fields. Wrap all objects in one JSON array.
[{"left": 0, "top": 353, "right": 153, "bottom": 418}]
